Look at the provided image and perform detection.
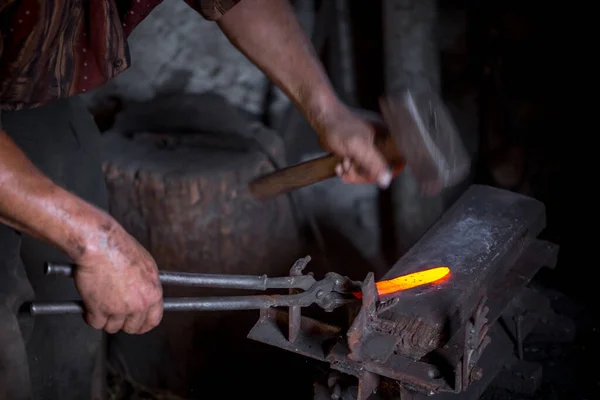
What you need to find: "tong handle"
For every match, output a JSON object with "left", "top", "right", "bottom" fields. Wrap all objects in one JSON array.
[
  {"left": 30, "top": 298, "right": 274, "bottom": 315},
  {"left": 29, "top": 263, "right": 359, "bottom": 316},
  {"left": 28, "top": 291, "right": 335, "bottom": 316},
  {"left": 44, "top": 262, "right": 315, "bottom": 291}
]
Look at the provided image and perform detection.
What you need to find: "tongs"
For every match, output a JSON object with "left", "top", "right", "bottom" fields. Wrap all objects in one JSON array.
[{"left": 28, "top": 256, "right": 361, "bottom": 316}]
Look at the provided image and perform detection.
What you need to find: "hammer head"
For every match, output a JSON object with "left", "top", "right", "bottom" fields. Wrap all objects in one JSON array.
[{"left": 379, "top": 89, "right": 471, "bottom": 194}]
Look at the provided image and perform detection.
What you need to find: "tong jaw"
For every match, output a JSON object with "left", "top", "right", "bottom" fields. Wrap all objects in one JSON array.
[
  {"left": 287, "top": 256, "right": 361, "bottom": 312},
  {"left": 317, "top": 272, "right": 362, "bottom": 312}
]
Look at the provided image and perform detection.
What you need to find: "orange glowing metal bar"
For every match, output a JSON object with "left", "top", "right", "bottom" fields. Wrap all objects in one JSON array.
[{"left": 354, "top": 266, "right": 450, "bottom": 298}]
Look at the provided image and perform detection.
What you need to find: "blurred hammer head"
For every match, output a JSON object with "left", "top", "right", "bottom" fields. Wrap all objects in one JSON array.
[{"left": 379, "top": 89, "right": 471, "bottom": 195}]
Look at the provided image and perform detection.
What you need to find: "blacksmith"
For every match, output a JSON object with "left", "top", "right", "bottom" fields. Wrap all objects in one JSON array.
[{"left": 0, "top": 1, "right": 392, "bottom": 398}]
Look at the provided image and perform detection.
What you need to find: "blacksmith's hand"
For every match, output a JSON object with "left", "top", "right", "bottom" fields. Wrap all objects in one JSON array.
[
  {"left": 72, "top": 223, "right": 163, "bottom": 335},
  {"left": 314, "top": 102, "right": 394, "bottom": 188},
  {"left": 0, "top": 129, "right": 163, "bottom": 334},
  {"left": 215, "top": 0, "right": 393, "bottom": 189}
]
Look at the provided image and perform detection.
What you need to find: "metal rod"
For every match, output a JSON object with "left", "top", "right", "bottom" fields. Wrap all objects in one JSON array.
[
  {"left": 515, "top": 314, "right": 524, "bottom": 360},
  {"left": 44, "top": 263, "right": 316, "bottom": 291},
  {"left": 288, "top": 257, "right": 311, "bottom": 343},
  {"left": 29, "top": 292, "right": 322, "bottom": 316}
]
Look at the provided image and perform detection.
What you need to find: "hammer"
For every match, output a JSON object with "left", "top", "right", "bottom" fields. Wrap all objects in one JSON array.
[{"left": 248, "top": 89, "right": 471, "bottom": 200}]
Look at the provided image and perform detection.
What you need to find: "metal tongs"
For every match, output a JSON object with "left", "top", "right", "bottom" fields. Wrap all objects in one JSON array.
[{"left": 28, "top": 256, "right": 361, "bottom": 316}]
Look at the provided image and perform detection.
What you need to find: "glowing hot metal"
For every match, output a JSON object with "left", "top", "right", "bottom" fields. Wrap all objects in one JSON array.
[{"left": 354, "top": 266, "right": 450, "bottom": 299}]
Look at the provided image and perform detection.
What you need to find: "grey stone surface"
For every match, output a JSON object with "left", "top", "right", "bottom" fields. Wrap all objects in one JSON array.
[{"left": 81, "top": 0, "right": 290, "bottom": 118}]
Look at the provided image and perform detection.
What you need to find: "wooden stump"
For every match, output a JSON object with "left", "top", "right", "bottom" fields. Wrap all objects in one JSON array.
[{"left": 100, "top": 123, "right": 304, "bottom": 395}]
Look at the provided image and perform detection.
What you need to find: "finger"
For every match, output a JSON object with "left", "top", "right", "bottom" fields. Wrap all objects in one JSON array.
[
  {"left": 137, "top": 302, "right": 163, "bottom": 335},
  {"left": 341, "top": 173, "right": 372, "bottom": 184},
  {"left": 335, "top": 158, "right": 353, "bottom": 177},
  {"left": 84, "top": 312, "right": 107, "bottom": 330},
  {"left": 345, "top": 138, "right": 392, "bottom": 188},
  {"left": 122, "top": 311, "right": 147, "bottom": 335},
  {"left": 342, "top": 157, "right": 352, "bottom": 173},
  {"left": 103, "top": 315, "right": 126, "bottom": 334},
  {"left": 337, "top": 158, "right": 372, "bottom": 184},
  {"left": 340, "top": 165, "right": 374, "bottom": 184}
]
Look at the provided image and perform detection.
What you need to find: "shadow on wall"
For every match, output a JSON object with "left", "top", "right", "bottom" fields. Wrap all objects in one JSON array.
[{"left": 88, "top": 70, "right": 259, "bottom": 133}]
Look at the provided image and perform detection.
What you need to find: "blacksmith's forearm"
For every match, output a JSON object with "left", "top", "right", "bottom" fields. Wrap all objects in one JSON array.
[
  {"left": 0, "top": 129, "right": 114, "bottom": 261},
  {"left": 217, "top": 0, "right": 342, "bottom": 127}
]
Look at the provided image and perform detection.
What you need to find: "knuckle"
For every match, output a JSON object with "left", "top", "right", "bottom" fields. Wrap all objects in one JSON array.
[
  {"left": 86, "top": 317, "right": 104, "bottom": 330},
  {"left": 123, "top": 325, "right": 137, "bottom": 335},
  {"left": 104, "top": 324, "right": 121, "bottom": 334},
  {"left": 123, "top": 317, "right": 143, "bottom": 335},
  {"left": 138, "top": 322, "right": 155, "bottom": 335},
  {"left": 147, "top": 267, "right": 160, "bottom": 282},
  {"left": 141, "top": 291, "right": 162, "bottom": 310},
  {"left": 147, "top": 314, "right": 161, "bottom": 329},
  {"left": 110, "top": 305, "right": 128, "bottom": 316},
  {"left": 132, "top": 299, "right": 150, "bottom": 313},
  {"left": 362, "top": 152, "right": 385, "bottom": 170},
  {"left": 149, "top": 289, "right": 164, "bottom": 304},
  {"left": 346, "top": 135, "right": 365, "bottom": 148}
]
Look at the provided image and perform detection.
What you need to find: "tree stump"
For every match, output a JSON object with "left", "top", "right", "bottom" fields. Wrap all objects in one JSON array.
[{"left": 100, "top": 113, "right": 304, "bottom": 395}]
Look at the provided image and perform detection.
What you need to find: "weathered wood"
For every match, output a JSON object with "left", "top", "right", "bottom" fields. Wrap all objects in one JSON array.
[
  {"left": 100, "top": 115, "right": 304, "bottom": 394},
  {"left": 377, "top": 185, "right": 547, "bottom": 359},
  {"left": 102, "top": 132, "right": 301, "bottom": 278}
]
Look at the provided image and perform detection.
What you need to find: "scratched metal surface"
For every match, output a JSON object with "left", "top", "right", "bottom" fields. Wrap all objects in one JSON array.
[{"left": 381, "top": 184, "right": 546, "bottom": 327}]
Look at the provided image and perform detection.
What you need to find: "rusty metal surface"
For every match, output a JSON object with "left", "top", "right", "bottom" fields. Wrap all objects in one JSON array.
[
  {"left": 373, "top": 184, "right": 547, "bottom": 360},
  {"left": 432, "top": 238, "right": 559, "bottom": 368},
  {"left": 404, "top": 288, "right": 552, "bottom": 400},
  {"left": 247, "top": 184, "right": 558, "bottom": 399},
  {"left": 247, "top": 244, "right": 553, "bottom": 398},
  {"left": 346, "top": 274, "right": 400, "bottom": 364},
  {"left": 247, "top": 308, "right": 342, "bottom": 362},
  {"left": 289, "top": 257, "right": 311, "bottom": 342}
]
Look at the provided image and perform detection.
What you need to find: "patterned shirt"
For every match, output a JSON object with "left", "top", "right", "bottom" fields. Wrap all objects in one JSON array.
[{"left": 0, "top": 0, "right": 241, "bottom": 111}]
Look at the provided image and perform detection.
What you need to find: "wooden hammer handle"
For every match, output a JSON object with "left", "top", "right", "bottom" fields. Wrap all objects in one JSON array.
[
  {"left": 249, "top": 154, "right": 342, "bottom": 200},
  {"left": 249, "top": 135, "right": 402, "bottom": 200}
]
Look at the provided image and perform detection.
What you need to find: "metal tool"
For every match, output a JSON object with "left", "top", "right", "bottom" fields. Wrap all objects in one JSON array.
[
  {"left": 27, "top": 256, "right": 361, "bottom": 316},
  {"left": 248, "top": 88, "right": 471, "bottom": 200}
]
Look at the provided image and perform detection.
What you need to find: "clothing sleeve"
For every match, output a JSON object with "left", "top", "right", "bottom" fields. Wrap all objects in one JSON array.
[{"left": 184, "top": 0, "right": 243, "bottom": 21}]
